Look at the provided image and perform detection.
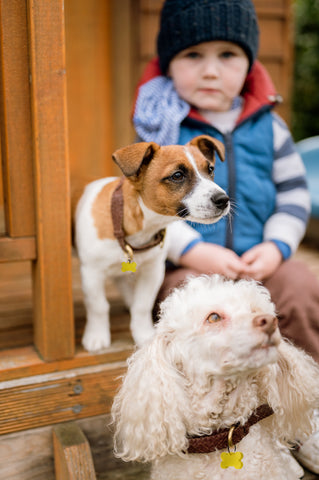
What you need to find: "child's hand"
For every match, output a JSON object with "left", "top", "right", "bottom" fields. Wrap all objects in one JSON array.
[
  {"left": 179, "top": 242, "right": 247, "bottom": 280},
  {"left": 240, "top": 242, "right": 283, "bottom": 281}
]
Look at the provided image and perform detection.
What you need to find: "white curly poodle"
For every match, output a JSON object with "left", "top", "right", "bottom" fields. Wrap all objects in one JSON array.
[{"left": 112, "top": 275, "right": 319, "bottom": 480}]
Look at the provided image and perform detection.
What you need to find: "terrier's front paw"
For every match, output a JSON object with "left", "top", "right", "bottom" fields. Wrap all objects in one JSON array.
[
  {"left": 132, "top": 324, "right": 155, "bottom": 347},
  {"left": 82, "top": 326, "right": 111, "bottom": 352}
]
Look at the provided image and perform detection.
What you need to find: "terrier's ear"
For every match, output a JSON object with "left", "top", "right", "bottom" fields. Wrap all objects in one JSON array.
[
  {"left": 189, "top": 135, "right": 225, "bottom": 162},
  {"left": 112, "top": 142, "right": 160, "bottom": 177}
]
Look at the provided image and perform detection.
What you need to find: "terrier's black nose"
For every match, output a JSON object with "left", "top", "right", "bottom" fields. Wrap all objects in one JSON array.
[{"left": 212, "top": 192, "right": 230, "bottom": 210}]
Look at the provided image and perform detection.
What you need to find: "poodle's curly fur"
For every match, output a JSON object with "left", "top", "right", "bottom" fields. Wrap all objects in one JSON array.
[{"left": 112, "top": 275, "right": 319, "bottom": 479}]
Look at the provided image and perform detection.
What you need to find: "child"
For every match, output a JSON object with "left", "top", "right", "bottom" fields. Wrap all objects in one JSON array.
[{"left": 133, "top": 0, "right": 319, "bottom": 473}]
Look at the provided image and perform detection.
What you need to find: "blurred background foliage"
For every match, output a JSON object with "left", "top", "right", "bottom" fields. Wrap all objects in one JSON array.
[{"left": 292, "top": 0, "right": 319, "bottom": 140}]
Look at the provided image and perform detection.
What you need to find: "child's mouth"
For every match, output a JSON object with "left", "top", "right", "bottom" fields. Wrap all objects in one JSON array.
[{"left": 198, "top": 88, "right": 219, "bottom": 94}]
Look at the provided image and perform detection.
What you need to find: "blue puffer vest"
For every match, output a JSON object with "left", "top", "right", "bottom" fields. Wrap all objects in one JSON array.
[{"left": 179, "top": 110, "right": 276, "bottom": 256}]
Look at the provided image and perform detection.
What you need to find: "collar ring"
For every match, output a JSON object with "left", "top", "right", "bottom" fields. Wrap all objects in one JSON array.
[{"left": 227, "top": 425, "right": 236, "bottom": 453}]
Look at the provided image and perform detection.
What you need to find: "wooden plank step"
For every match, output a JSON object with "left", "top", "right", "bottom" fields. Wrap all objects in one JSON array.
[
  {"left": 53, "top": 422, "right": 96, "bottom": 480},
  {"left": 0, "top": 362, "right": 127, "bottom": 435},
  {"left": 0, "top": 341, "right": 134, "bottom": 382}
]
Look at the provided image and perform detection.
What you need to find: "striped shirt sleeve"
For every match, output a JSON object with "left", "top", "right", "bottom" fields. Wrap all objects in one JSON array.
[{"left": 263, "top": 113, "right": 311, "bottom": 254}]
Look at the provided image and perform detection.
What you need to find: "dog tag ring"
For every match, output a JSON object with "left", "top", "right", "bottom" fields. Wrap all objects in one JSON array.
[{"left": 220, "top": 425, "right": 244, "bottom": 469}]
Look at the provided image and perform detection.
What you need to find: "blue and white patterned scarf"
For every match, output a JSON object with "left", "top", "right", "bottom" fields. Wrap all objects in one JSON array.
[{"left": 133, "top": 76, "right": 190, "bottom": 145}]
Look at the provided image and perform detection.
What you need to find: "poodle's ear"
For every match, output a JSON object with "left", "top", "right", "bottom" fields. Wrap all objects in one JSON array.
[
  {"left": 265, "top": 340, "right": 319, "bottom": 443},
  {"left": 111, "top": 334, "right": 189, "bottom": 462}
]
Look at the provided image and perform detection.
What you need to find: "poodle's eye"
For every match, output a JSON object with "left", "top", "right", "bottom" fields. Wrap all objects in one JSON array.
[{"left": 206, "top": 312, "right": 222, "bottom": 324}]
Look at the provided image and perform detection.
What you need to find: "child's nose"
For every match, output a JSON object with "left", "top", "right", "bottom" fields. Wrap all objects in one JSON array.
[{"left": 202, "top": 60, "right": 219, "bottom": 77}]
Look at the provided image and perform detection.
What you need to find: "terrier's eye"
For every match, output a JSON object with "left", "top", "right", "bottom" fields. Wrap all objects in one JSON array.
[
  {"left": 208, "top": 164, "right": 215, "bottom": 176},
  {"left": 206, "top": 312, "right": 222, "bottom": 324},
  {"left": 170, "top": 170, "right": 185, "bottom": 182}
]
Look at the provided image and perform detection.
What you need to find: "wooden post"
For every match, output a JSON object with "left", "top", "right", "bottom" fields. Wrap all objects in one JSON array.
[
  {"left": 53, "top": 423, "right": 97, "bottom": 480},
  {"left": 27, "top": 0, "right": 74, "bottom": 360}
]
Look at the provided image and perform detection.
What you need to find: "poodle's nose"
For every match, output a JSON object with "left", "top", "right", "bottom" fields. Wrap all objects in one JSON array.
[{"left": 253, "top": 314, "right": 278, "bottom": 335}]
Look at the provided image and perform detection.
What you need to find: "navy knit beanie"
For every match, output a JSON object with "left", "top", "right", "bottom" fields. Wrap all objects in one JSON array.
[{"left": 157, "top": 0, "right": 259, "bottom": 74}]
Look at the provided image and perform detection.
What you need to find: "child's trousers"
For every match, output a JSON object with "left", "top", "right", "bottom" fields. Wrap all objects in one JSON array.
[{"left": 155, "top": 259, "right": 319, "bottom": 364}]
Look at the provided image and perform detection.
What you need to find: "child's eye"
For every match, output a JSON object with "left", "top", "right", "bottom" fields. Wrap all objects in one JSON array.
[
  {"left": 185, "top": 51, "right": 201, "bottom": 59},
  {"left": 220, "top": 51, "right": 236, "bottom": 59}
]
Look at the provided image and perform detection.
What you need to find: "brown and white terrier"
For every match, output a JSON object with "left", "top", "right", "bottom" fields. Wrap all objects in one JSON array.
[{"left": 73, "top": 135, "right": 230, "bottom": 352}]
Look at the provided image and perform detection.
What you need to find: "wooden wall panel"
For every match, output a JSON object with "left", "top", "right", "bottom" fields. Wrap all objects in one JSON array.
[
  {"left": 254, "top": 0, "right": 286, "bottom": 10},
  {"left": 138, "top": 12, "right": 159, "bottom": 59},
  {"left": 65, "top": 0, "right": 114, "bottom": 178},
  {"left": 110, "top": 0, "right": 136, "bottom": 150}
]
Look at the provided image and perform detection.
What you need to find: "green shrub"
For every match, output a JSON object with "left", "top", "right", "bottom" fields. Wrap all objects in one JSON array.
[{"left": 292, "top": 0, "right": 319, "bottom": 140}]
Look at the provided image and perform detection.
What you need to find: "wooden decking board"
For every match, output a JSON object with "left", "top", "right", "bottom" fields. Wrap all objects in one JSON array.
[
  {"left": 0, "top": 362, "right": 127, "bottom": 435},
  {"left": 0, "top": 342, "right": 134, "bottom": 382}
]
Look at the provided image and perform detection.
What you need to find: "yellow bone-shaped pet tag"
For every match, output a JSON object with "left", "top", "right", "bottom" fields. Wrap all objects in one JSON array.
[
  {"left": 220, "top": 451, "right": 244, "bottom": 469},
  {"left": 121, "top": 261, "right": 137, "bottom": 273}
]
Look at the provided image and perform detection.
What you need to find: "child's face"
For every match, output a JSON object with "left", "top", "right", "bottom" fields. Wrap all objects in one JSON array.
[{"left": 168, "top": 41, "right": 249, "bottom": 112}]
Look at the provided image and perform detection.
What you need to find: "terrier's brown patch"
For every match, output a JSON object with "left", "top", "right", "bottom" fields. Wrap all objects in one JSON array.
[{"left": 91, "top": 178, "right": 144, "bottom": 239}]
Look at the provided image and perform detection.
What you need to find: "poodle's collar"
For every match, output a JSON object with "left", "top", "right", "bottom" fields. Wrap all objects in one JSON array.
[{"left": 187, "top": 404, "right": 274, "bottom": 454}]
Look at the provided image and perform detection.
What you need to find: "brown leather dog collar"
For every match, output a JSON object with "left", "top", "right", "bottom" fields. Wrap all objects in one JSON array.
[
  {"left": 111, "top": 177, "right": 166, "bottom": 257},
  {"left": 187, "top": 404, "right": 274, "bottom": 454}
]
